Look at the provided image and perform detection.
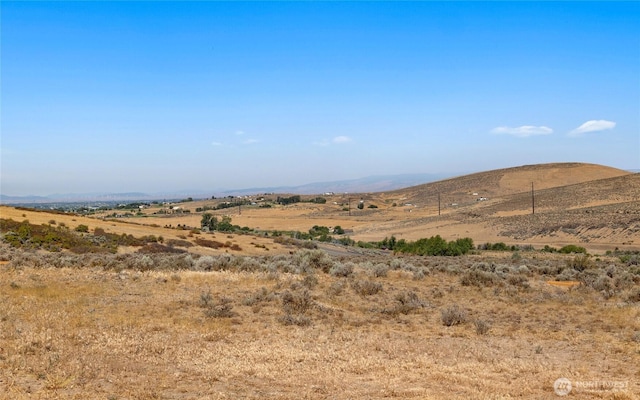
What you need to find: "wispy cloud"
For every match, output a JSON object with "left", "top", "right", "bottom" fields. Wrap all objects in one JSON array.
[
  {"left": 313, "top": 136, "right": 353, "bottom": 146},
  {"left": 235, "top": 130, "right": 245, "bottom": 136},
  {"left": 332, "top": 136, "right": 353, "bottom": 144},
  {"left": 242, "top": 138, "right": 259, "bottom": 145},
  {"left": 569, "top": 120, "right": 616, "bottom": 137},
  {"left": 211, "top": 141, "right": 223, "bottom": 146},
  {"left": 490, "top": 125, "right": 553, "bottom": 138}
]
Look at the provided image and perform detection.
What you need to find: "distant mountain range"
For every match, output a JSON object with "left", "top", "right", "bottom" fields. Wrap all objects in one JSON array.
[
  {"left": 216, "top": 173, "right": 455, "bottom": 197},
  {"left": 0, "top": 192, "right": 160, "bottom": 205},
  {"left": 3, "top": 167, "right": 637, "bottom": 205},
  {"left": 0, "top": 172, "right": 454, "bottom": 204}
]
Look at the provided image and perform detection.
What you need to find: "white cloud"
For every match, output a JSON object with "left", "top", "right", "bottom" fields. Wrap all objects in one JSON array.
[
  {"left": 569, "top": 120, "right": 616, "bottom": 137},
  {"left": 312, "top": 140, "right": 330, "bottom": 147},
  {"left": 490, "top": 125, "right": 553, "bottom": 138},
  {"left": 235, "top": 130, "right": 245, "bottom": 136},
  {"left": 211, "top": 141, "right": 223, "bottom": 146},
  {"left": 243, "top": 139, "right": 259, "bottom": 145},
  {"left": 332, "top": 136, "right": 353, "bottom": 144}
]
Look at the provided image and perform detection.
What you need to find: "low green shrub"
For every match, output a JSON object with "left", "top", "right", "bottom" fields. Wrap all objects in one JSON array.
[{"left": 559, "top": 245, "right": 587, "bottom": 254}]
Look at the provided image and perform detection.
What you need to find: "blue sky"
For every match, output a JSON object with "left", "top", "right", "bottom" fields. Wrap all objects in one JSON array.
[{"left": 2, "top": 1, "right": 639, "bottom": 196}]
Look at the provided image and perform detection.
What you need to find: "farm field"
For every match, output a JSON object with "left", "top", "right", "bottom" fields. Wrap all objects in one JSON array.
[{"left": 1, "top": 163, "right": 639, "bottom": 399}]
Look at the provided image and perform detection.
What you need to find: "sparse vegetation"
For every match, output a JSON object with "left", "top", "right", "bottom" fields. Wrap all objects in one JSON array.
[
  {"left": 200, "top": 292, "right": 236, "bottom": 318},
  {"left": 351, "top": 279, "right": 383, "bottom": 296},
  {"left": 474, "top": 319, "right": 491, "bottom": 335},
  {"left": 329, "top": 261, "right": 354, "bottom": 277},
  {"left": 279, "top": 289, "right": 314, "bottom": 326},
  {"left": 383, "top": 290, "right": 426, "bottom": 316},
  {"left": 460, "top": 269, "right": 500, "bottom": 287},
  {"left": 567, "top": 254, "right": 594, "bottom": 271},
  {"left": 0, "top": 239, "right": 639, "bottom": 398},
  {"left": 441, "top": 304, "right": 467, "bottom": 326}
]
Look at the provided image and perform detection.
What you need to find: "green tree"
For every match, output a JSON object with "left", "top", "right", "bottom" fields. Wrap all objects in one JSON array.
[
  {"left": 309, "top": 225, "right": 330, "bottom": 237},
  {"left": 217, "top": 216, "right": 234, "bottom": 232},
  {"left": 200, "top": 213, "right": 218, "bottom": 231}
]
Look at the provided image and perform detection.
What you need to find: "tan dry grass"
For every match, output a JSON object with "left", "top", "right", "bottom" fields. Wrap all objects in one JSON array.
[
  {"left": 1, "top": 253, "right": 638, "bottom": 399},
  {"left": 547, "top": 280, "right": 582, "bottom": 288},
  {"left": 0, "top": 206, "right": 290, "bottom": 256}
]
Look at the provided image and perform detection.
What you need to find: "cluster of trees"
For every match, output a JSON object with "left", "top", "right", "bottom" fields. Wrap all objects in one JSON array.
[
  {"left": 277, "top": 195, "right": 301, "bottom": 205},
  {"left": 194, "top": 195, "right": 328, "bottom": 212},
  {"left": 306, "top": 225, "right": 345, "bottom": 242},
  {"left": 331, "top": 235, "right": 474, "bottom": 256},
  {"left": 268, "top": 225, "right": 346, "bottom": 244},
  {"left": 542, "top": 244, "right": 587, "bottom": 254},
  {"left": 195, "top": 205, "right": 216, "bottom": 212},
  {"left": 478, "top": 242, "right": 517, "bottom": 251},
  {"left": 275, "top": 195, "right": 327, "bottom": 205},
  {"left": 116, "top": 202, "right": 150, "bottom": 209},
  {"left": 196, "top": 200, "right": 249, "bottom": 213},
  {"left": 200, "top": 213, "right": 237, "bottom": 232},
  {"left": 307, "top": 225, "right": 332, "bottom": 242},
  {"left": 392, "top": 235, "right": 475, "bottom": 256},
  {"left": 354, "top": 200, "right": 377, "bottom": 210}
]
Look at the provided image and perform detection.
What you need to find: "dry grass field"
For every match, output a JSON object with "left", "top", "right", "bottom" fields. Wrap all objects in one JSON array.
[
  {"left": 1, "top": 247, "right": 639, "bottom": 399},
  {"left": 1, "top": 162, "right": 639, "bottom": 399}
]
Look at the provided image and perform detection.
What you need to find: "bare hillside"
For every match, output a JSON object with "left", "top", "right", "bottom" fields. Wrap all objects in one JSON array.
[
  {"left": 342, "top": 166, "right": 639, "bottom": 251},
  {"left": 393, "top": 163, "right": 630, "bottom": 206},
  {"left": 307, "top": 167, "right": 639, "bottom": 252},
  {"left": 478, "top": 173, "right": 640, "bottom": 215}
]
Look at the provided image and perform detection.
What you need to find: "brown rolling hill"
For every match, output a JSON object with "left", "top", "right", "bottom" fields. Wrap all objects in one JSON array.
[
  {"left": 389, "top": 162, "right": 630, "bottom": 207},
  {"left": 353, "top": 163, "right": 638, "bottom": 251}
]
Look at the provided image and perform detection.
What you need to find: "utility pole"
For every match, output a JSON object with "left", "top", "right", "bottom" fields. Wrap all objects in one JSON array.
[
  {"left": 531, "top": 182, "right": 535, "bottom": 215},
  {"left": 438, "top": 193, "right": 441, "bottom": 216},
  {"left": 348, "top": 197, "right": 351, "bottom": 216}
]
